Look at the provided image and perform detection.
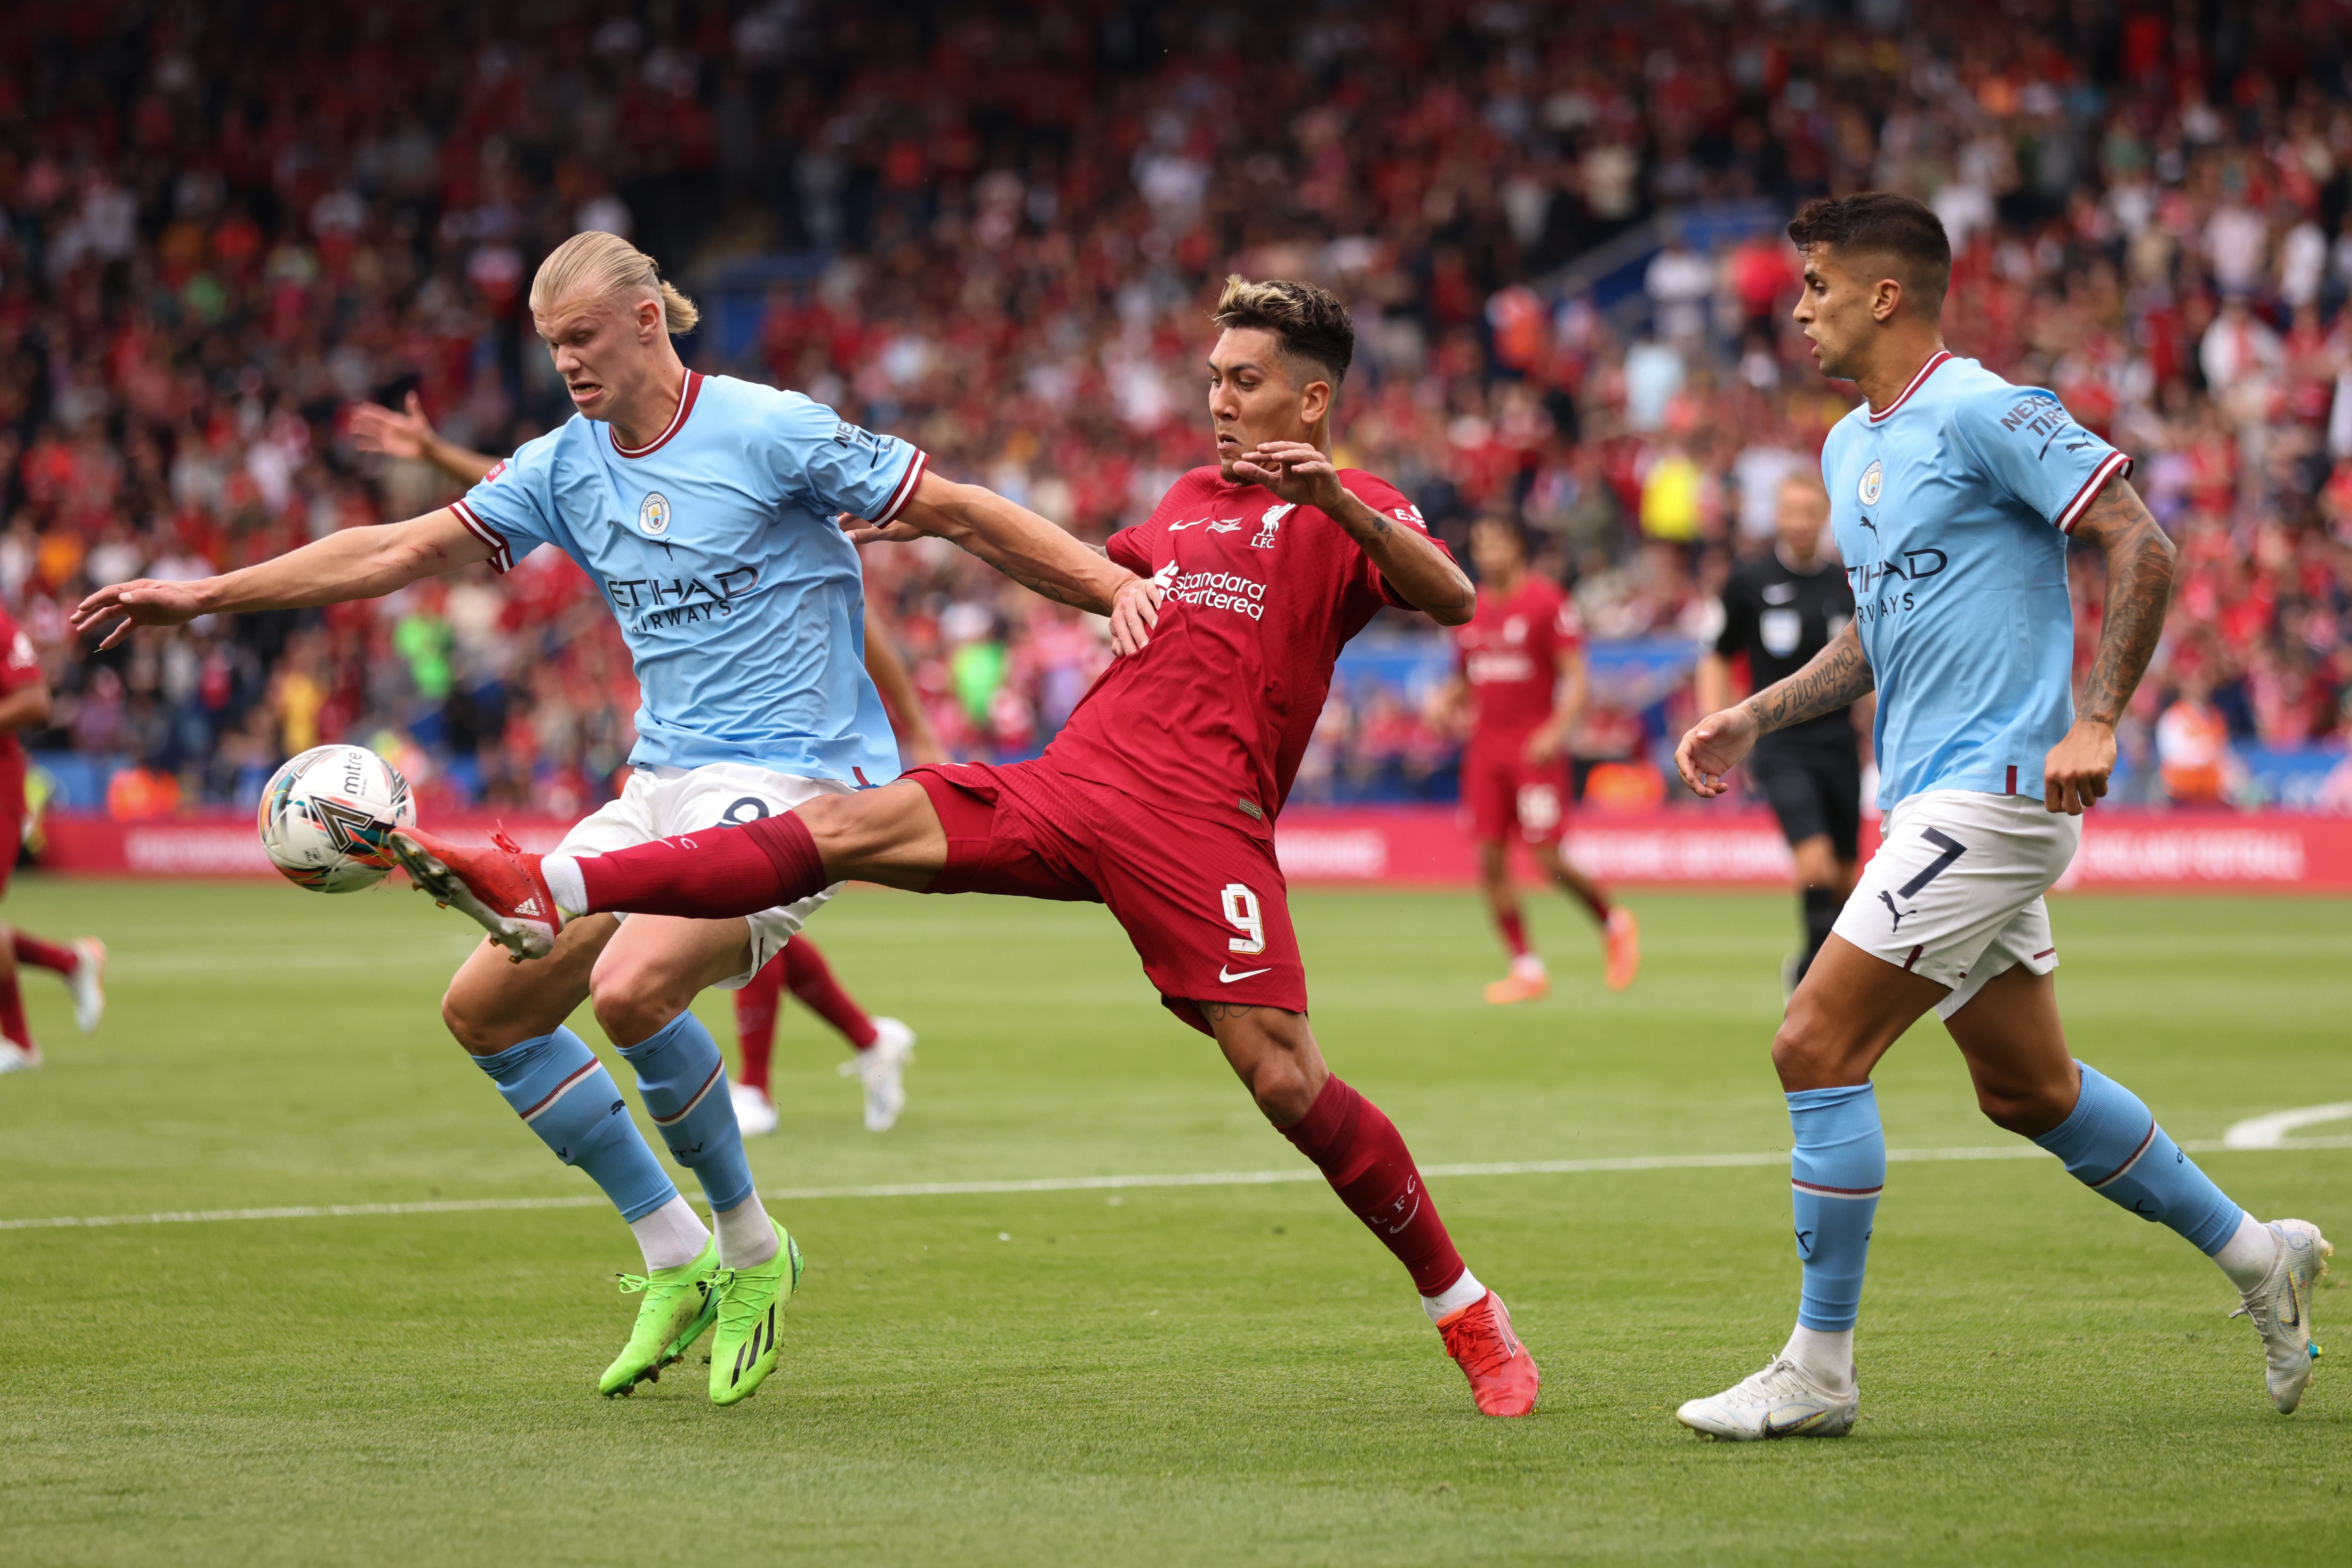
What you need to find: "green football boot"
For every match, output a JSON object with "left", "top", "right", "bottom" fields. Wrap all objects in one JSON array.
[
  {"left": 709, "top": 1222, "right": 804, "bottom": 1406},
  {"left": 598, "top": 1238, "right": 724, "bottom": 1397}
]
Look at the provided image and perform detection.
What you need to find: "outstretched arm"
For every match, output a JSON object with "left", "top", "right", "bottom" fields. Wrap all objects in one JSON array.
[
  {"left": 70, "top": 510, "right": 493, "bottom": 648},
  {"left": 842, "top": 469, "right": 1161, "bottom": 655},
  {"left": 2043, "top": 475, "right": 2175, "bottom": 815},
  {"left": 1675, "top": 622, "right": 1874, "bottom": 797},
  {"left": 1231, "top": 441, "right": 1474, "bottom": 625},
  {"left": 350, "top": 392, "right": 503, "bottom": 487}
]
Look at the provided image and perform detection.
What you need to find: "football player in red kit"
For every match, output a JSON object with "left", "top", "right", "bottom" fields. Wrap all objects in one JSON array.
[
  {"left": 1430, "top": 515, "right": 1638, "bottom": 1002},
  {"left": 0, "top": 605, "right": 105, "bottom": 1073},
  {"left": 391, "top": 276, "right": 1542, "bottom": 1418}
]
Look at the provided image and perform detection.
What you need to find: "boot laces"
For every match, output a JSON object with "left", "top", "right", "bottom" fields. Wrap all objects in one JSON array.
[
  {"left": 491, "top": 824, "right": 524, "bottom": 856},
  {"left": 1442, "top": 1300, "right": 1516, "bottom": 1376}
]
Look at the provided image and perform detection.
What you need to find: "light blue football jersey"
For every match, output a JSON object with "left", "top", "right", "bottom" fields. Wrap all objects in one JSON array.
[
  {"left": 1819, "top": 351, "right": 2131, "bottom": 810},
  {"left": 452, "top": 371, "right": 925, "bottom": 784}
]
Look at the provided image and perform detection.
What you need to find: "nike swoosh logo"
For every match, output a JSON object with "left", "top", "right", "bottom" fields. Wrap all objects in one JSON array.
[
  {"left": 1764, "top": 1407, "right": 1826, "bottom": 1436},
  {"left": 2281, "top": 1275, "right": 2302, "bottom": 1330},
  {"left": 1219, "top": 965, "right": 1272, "bottom": 983}
]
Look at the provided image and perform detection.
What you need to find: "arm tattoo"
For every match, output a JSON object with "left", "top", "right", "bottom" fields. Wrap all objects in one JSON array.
[
  {"left": 2068, "top": 476, "right": 2175, "bottom": 726},
  {"left": 1742, "top": 622, "right": 1874, "bottom": 735}
]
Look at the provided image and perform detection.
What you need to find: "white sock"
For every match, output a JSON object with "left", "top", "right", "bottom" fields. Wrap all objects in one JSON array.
[
  {"left": 1781, "top": 1324, "right": 1854, "bottom": 1391},
  {"left": 630, "top": 1194, "right": 710, "bottom": 1272},
  {"left": 542, "top": 853, "right": 587, "bottom": 919},
  {"left": 1510, "top": 953, "right": 1546, "bottom": 981},
  {"left": 1421, "top": 1267, "right": 1488, "bottom": 1323},
  {"left": 2212, "top": 1212, "right": 2278, "bottom": 1292},
  {"left": 715, "top": 1191, "right": 781, "bottom": 1268}
]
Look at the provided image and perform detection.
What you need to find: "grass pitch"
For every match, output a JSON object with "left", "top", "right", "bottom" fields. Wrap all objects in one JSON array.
[{"left": 0, "top": 877, "right": 2346, "bottom": 1566}]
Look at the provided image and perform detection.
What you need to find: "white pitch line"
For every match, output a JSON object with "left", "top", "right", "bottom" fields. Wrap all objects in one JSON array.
[
  {"left": 4, "top": 1135, "right": 2348, "bottom": 1233},
  {"left": 2224, "top": 1102, "right": 2352, "bottom": 1149}
]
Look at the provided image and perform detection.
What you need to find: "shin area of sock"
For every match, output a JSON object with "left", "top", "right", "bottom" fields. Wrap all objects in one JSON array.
[
  {"left": 619, "top": 1011, "right": 756, "bottom": 1214},
  {"left": 0, "top": 969, "right": 25, "bottom": 1049},
  {"left": 474, "top": 1028, "right": 677, "bottom": 1221},
  {"left": 782, "top": 936, "right": 879, "bottom": 1048},
  {"left": 629, "top": 1193, "right": 711, "bottom": 1271},
  {"left": 1800, "top": 887, "right": 1841, "bottom": 967},
  {"left": 713, "top": 1192, "right": 781, "bottom": 1268},
  {"left": 12, "top": 932, "right": 77, "bottom": 974},
  {"left": 733, "top": 955, "right": 784, "bottom": 1092},
  {"left": 1787, "top": 1083, "right": 1885, "bottom": 1333},
  {"left": 2033, "top": 1061, "right": 2242, "bottom": 1254},
  {"left": 577, "top": 813, "right": 826, "bottom": 921},
  {"left": 1280, "top": 1075, "right": 1466, "bottom": 1296},
  {"left": 1495, "top": 908, "right": 1530, "bottom": 959}
]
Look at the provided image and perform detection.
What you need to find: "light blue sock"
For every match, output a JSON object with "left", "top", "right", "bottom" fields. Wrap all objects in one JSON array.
[
  {"left": 2033, "top": 1062, "right": 2241, "bottom": 1254},
  {"left": 618, "top": 1011, "right": 755, "bottom": 1214},
  {"left": 1788, "top": 1083, "right": 1885, "bottom": 1332},
  {"left": 474, "top": 1028, "right": 677, "bottom": 1222}
]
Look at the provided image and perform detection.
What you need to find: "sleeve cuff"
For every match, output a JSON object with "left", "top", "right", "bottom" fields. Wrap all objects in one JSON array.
[
  {"left": 450, "top": 499, "right": 515, "bottom": 573},
  {"left": 2056, "top": 451, "right": 2133, "bottom": 535},
  {"left": 871, "top": 449, "right": 930, "bottom": 527}
]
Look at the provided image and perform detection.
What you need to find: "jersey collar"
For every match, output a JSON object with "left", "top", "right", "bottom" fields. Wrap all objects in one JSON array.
[
  {"left": 1864, "top": 349, "right": 1952, "bottom": 424},
  {"left": 610, "top": 371, "right": 703, "bottom": 458}
]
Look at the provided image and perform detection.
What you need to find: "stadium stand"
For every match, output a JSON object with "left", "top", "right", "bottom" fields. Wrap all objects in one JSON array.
[{"left": 2, "top": 1, "right": 2348, "bottom": 819}]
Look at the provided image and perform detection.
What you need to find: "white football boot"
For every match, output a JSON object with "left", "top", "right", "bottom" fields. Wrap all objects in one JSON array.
[
  {"left": 729, "top": 1082, "right": 779, "bottom": 1138},
  {"left": 0, "top": 1037, "right": 40, "bottom": 1074},
  {"left": 1676, "top": 1356, "right": 1859, "bottom": 1440},
  {"left": 838, "top": 1017, "right": 914, "bottom": 1131},
  {"left": 2230, "top": 1219, "right": 2331, "bottom": 1413},
  {"left": 68, "top": 938, "right": 106, "bottom": 1034}
]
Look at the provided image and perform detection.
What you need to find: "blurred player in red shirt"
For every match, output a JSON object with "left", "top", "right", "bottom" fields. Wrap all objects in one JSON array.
[
  {"left": 0, "top": 606, "right": 106, "bottom": 1073},
  {"left": 395, "top": 277, "right": 1543, "bottom": 1418},
  {"left": 1431, "top": 515, "right": 1638, "bottom": 1002}
]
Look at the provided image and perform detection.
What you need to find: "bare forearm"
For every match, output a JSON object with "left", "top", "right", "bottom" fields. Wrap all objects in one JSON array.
[
  {"left": 1327, "top": 488, "right": 1474, "bottom": 625},
  {"left": 1694, "top": 653, "right": 1735, "bottom": 717},
  {"left": 935, "top": 483, "right": 1130, "bottom": 613},
  {"left": 199, "top": 514, "right": 471, "bottom": 613},
  {"left": 1741, "top": 623, "right": 1873, "bottom": 734},
  {"left": 2070, "top": 478, "right": 2175, "bottom": 726},
  {"left": 424, "top": 436, "right": 502, "bottom": 488}
]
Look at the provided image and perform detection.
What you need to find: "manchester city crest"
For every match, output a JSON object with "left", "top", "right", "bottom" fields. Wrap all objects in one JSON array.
[
  {"left": 1858, "top": 460, "right": 1884, "bottom": 506},
  {"left": 639, "top": 492, "right": 672, "bottom": 536}
]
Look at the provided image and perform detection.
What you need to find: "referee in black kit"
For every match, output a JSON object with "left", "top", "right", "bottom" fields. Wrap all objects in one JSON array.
[{"left": 1696, "top": 470, "right": 1871, "bottom": 992}]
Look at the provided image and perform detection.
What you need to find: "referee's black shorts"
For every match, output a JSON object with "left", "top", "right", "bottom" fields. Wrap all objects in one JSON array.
[{"left": 1750, "top": 737, "right": 1862, "bottom": 861}]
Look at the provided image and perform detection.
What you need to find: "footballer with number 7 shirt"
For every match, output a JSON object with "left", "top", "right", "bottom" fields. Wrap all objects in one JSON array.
[{"left": 392, "top": 276, "right": 1544, "bottom": 1418}]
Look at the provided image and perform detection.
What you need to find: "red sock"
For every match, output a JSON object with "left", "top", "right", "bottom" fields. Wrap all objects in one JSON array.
[
  {"left": 13, "top": 933, "right": 76, "bottom": 975},
  {"left": 1496, "top": 908, "right": 1530, "bottom": 959},
  {"left": 1564, "top": 878, "right": 1610, "bottom": 923},
  {"left": 733, "top": 952, "right": 784, "bottom": 1092},
  {"left": 0, "top": 968, "right": 27, "bottom": 1050},
  {"left": 1278, "top": 1076, "right": 1466, "bottom": 1297},
  {"left": 782, "top": 936, "right": 879, "bottom": 1049},
  {"left": 577, "top": 814, "right": 827, "bottom": 919}
]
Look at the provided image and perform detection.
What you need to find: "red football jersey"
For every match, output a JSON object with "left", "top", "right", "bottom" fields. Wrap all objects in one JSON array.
[
  {"left": 0, "top": 605, "right": 41, "bottom": 816},
  {"left": 1046, "top": 465, "right": 1445, "bottom": 838},
  {"left": 1453, "top": 573, "right": 1580, "bottom": 751}
]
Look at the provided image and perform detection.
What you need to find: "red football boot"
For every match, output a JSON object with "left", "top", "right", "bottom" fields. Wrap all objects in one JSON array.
[
  {"left": 1437, "top": 1291, "right": 1541, "bottom": 1418},
  {"left": 387, "top": 827, "right": 564, "bottom": 962}
]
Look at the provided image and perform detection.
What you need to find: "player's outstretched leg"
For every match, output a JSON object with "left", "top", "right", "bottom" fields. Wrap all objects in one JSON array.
[
  {"left": 391, "top": 827, "right": 567, "bottom": 959},
  {"left": 730, "top": 953, "right": 784, "bottom": 1137},
  {"left": 1944, "top": 966, "right": 2331, "bottom": 1414},
  {"left": 1209, "top": 1003, "right": 1539, "bottom": 1418}
]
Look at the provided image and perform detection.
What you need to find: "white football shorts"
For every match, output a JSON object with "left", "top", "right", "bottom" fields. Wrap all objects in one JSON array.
[
  {"left": 1831, "top": 788, "right": 2081, "bottom": 1020},
  {"left": 554, "top": 761, "right": 851, "bottom": 989}
]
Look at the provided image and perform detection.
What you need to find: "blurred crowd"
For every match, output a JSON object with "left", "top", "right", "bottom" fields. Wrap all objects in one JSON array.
[{"left": 3, "top": 0, "right": 2351, "bottom": 819}]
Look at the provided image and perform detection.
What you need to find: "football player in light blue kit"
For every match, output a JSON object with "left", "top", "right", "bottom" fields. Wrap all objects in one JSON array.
[
  {"left": 74, "top": 232, "right": 1152, "bottom": 1405},
  {"left": 1672, "top": 193, "right": 2329, "bottom": 1439}
]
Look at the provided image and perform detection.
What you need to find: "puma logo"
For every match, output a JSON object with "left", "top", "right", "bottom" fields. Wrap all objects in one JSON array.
[{"left": 1879, "top": 890, "right": 1915, "bottom": 929}]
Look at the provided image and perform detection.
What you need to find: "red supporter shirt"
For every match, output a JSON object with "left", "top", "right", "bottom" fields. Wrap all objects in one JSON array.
[
  {"left": 1452, "top": 573, "right": 1579, "bottom": 755},
  {"left": 1046, "top": 465, "right": 1445, "bottom": 839},
  {"left": 0, "top": 606, "right": 39, "bottom": 815}
]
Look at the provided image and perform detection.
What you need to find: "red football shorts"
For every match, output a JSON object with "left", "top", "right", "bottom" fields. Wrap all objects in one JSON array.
[
  {"left": 903, "top": 760, "right": 1306, "bottom": 1033},
  {"left": 1460, "top": 747, "right": 1570, "bottom": 846}
]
